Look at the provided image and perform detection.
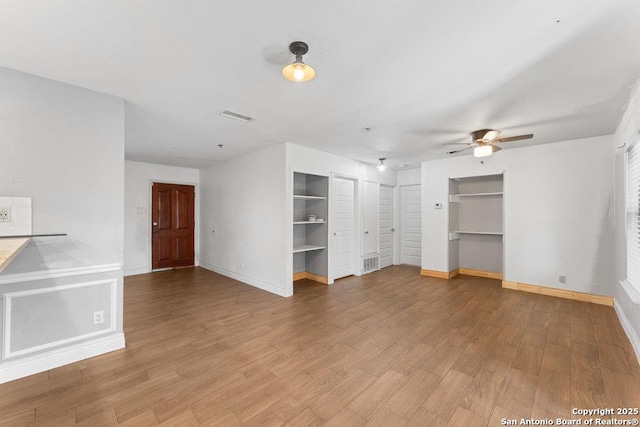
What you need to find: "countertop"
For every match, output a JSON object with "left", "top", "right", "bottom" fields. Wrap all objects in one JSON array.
[{"left": 0, "top": 238, "right": 30, "bottom": 273}]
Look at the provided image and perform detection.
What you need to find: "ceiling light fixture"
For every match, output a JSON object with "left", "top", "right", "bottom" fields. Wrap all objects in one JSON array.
[
  {"left": 377, "top": 158, "right": 387, "bottom": 171},
  {"left": 282, "top": 41, "right": 316, "bottom": 82},
  {"left": 473, "top": 143, "right": 501, "bottom": 158}
]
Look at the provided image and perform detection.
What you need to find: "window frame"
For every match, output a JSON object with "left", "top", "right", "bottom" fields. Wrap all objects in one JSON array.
[{"left": 624, "top": 137, "right": 640, "bottom": 298}]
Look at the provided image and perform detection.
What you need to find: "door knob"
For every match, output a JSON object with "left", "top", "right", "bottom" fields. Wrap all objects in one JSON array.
[{"left": 153, "top": 222, "right": 158, "bottom": 226}]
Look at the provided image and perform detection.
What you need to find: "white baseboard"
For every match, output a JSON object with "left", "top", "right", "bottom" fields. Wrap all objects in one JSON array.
[
  {"left": 0, "top": 333, "right": 125, "bottom": 384},
  {"left": 199, "top": 262, "right": 292, "bottom": 297},
  {"left": 614, "top": 298, "right": 640, "bottom": 366}
]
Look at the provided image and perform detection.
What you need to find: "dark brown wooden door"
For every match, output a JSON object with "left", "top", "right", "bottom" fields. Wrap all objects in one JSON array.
[{"left": 152, "top": 183, "right": 195, "bottom": 269}]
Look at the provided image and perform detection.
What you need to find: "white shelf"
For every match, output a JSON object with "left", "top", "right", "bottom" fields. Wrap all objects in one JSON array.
[
  {"left": 449, "top": 192, "right": 503, "bottom": 203},
  {"left": 293, "top": 244, "right": 326, "bottom": 253},
  {"left": 293, "top": 221, "right": 326, "bottom": 225},
  {"left": 449, "top": 231, "right": 503, "bottom": 240},
  {"left": 293, "top": 195, "right": 326, "bottom": 200}
]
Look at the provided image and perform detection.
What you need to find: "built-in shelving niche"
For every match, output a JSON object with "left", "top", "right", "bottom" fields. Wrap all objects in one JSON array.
[
  {"left": 448, "top": 174, "right": 504, "bottom": 278},
  {"left": 293, "top": 172, "right": 329, "bottom": 284}
]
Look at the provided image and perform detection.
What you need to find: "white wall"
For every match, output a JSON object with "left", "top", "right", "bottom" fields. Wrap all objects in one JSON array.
[
  {"left": 199, "top": 144, "right": 288, "bottom": 296},
  {"left": 0, "top": 66, "right": 125, "bottom": 262},
  {"left": 613, "top": 80, "right": 640, "bottom": 361},
  {"left": 397, "top": 168, "right": 421, "bottom": 186},
  {"left": 421, "top": 135, "right": 615, "bottom": 296},
  {"left": 124, "top": 161, "right": 200, "bottom": 276}
]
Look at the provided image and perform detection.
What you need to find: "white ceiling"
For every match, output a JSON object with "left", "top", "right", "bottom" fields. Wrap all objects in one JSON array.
[{"left": 1, "top": 0, "right": 640, "bottom": 169}]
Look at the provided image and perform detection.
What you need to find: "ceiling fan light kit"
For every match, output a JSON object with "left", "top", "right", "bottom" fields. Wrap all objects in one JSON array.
[
  {"left": 474, "top": 143, "right": 501, "bottom": 157},
  {"left": 282, "top": 41, "right": 316, "bottom": 82}
]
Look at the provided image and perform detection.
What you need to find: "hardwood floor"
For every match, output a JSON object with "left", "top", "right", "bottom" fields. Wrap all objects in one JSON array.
[{"left": 1, "top": 265, "right": 639, "bottom": 426}]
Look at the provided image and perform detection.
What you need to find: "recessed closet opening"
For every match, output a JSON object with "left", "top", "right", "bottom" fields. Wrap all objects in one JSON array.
[{"left": 448, "top": 173, "right": 504, "bottom": 279}]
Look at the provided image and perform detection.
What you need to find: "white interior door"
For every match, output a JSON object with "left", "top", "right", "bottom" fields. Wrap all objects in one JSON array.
[
  {"left": 379, "top": 185, "right": 393, "bottom": 268},
  {"left": 332, "top": 177, "right": 355, "bottom": 279},
  {"left": 400, "top": 185, "right": 422, "bottom": 266}
]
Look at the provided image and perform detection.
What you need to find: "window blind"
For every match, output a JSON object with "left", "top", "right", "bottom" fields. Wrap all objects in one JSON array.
[{"left": 628, "top": 140, "right": 640, "bottom": 291}]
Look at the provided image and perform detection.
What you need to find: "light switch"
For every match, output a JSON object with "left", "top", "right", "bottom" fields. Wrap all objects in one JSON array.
[
  {"left": 137, "top": 207, "right": 147, "bottom": 214},
  {"left": 434, "top": 203, "right": 442, "bottom": 209}
]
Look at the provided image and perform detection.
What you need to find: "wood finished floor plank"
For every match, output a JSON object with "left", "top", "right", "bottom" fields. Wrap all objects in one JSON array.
[
  {"left": 405, "top": 407, "right": 447, "bottom": 427},
  {"left": 385, "top": 368, "right": 441, "bottom": 420},
  {"left": 541, "top": 342, "right": 571, "bottom": 373},
  {"left": 308, "top": 369, "right": 377, "bottom": 420},
  {"left": 533, "top": 367, "right": 571, "bottom": 416},
  {"left": 269, "top": 369, "right": 345, "bottom": 422},
  {"left": 446, "top": 406, "right": 489, "bottom": 427},
  {"left": 459, "top": 368, "right": 509, "bottom": 419},
  {"left": 323, "top": 408, "right": 367, "bottom": 427},
  {"left": 601, "top": 366, "right": 640, "bottom": 407},
  {"left": 280, "top": 407, "right": 324, "bottom": 427},
  {"left": 512, "top": 343, "right": 544, "bottom": 376},
  {"left": 597, "top": 342, "right": 633, "bottom": 375},
  {"left": 158, "top": 409, "right": 200, "bottom": 426},
  {"left": 361, "top": 343, "right": 411, "bottom": 378},
  {"left": 422, "top": 368, "right": 474, "bottom": 420},
  {"left": 0, "top": 409, "right": 35, "bottom": 426},
  {"left": 390, "top": 342, "right": 436, "bottom": 377},
  {"left": 521, "top": 324, "right": 548, "bottom": 348},
  {"left": 494, "top": 368, "right": 538, "bottom": 419},
  {"left": 347, "top": 369, "right": 409, "bottom": 420},
  {"left": 363, "top": 408, "right": 407, "bottom": 427},
  {"left": 74, "top": 409, "right": 118, "bottom": 427},
  {"left": 117, "top": 409, "right": 159, "bottom": 426},
  {"left": 546, "top": 322, "right": 572, "bottom": 348},
  {"left": 570, "top": 367, "right": 608, "bottom": 409}
]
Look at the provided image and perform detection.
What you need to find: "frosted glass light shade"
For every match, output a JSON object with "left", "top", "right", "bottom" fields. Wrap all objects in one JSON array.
[
  {"left": 282, "top": 62, "right": 316, "bottom": 82},
  {"left": 474, "top": 144, "right": 501, "bottom": 157}
]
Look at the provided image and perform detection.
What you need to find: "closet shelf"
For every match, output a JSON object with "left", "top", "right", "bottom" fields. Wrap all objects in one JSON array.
[
  {"left": 293, "top": 221, "right": 325, "bottom": 225},
  {"left": 293, "top": 244, "right": 326, "bottom": 253},
  {"left": 293, "top": 195, "right": 326, "bottom": 200},
  {"left": 449, "top": 231, "right": 503, "bottom": 240},
  {"left": 449, "top": 192, "right": 503, "bottom": 202}
]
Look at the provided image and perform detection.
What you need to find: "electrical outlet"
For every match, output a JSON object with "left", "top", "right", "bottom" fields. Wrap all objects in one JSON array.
[
  {"left": 0, "top": 207, "right": 10, "bottom": 222},
  {"left": 558, "top": 275, "right": 566, "bottom": 284},
  {"left": 93, "top": 310, "right": 105, "bottom": 325},
  {"left": 241, "top": 263, "right": 245, "bottom": 271}
]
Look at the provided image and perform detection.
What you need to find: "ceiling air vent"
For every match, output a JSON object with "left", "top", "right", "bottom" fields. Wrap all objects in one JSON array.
[{"left": 219, "top": 110, "right": 255, "bottom": 123}]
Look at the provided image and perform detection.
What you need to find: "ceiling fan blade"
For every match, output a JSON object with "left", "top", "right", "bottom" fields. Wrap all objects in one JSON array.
[
  {"left": 447, "top": 146, "right": 474, "bottom": 155},
  {"left": 496, "top": 134, "right": 533, "bottom": 143},
  {"left": 482, "top": 130, "right": 501, "bottom": 142},
  {"left": 472, "top": 129, "right": 501, "bottom": 142}
]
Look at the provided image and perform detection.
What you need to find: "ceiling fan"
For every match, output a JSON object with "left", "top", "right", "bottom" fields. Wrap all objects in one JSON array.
[{"left": 447, "top": 129, "right": 533, "bottom": 157}]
